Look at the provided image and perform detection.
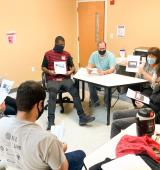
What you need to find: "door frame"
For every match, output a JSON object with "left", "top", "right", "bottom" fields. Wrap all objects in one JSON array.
[{"left": 76, "top": 0, "right": 108, "bottom": 66}]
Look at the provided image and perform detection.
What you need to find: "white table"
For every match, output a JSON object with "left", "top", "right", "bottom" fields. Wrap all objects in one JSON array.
[
  {"left": 84, "top": 124, "right": 160, "bottom": 169},
  {"left": 73, "top": 68, "right": 148, "bottom": 125}
]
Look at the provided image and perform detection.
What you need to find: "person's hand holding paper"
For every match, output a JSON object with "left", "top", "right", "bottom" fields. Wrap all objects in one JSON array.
[
  {"left": 86, "top": 67, "right": 92, "bottom": 74},
  {"left": 48, "top": 70, "right": 55, "bottom": 75},
  {"left": 135, "top": 100, "right": 144, "bottom": 109},
  {"left": 54, "top": 61, "right": 67, "bottom": 74},
  {"left": 126, "top": 88, "right": 150, "bottom": 104},
  {"left": 65, "top": 70, "right": 73, "bottom": 76},
  {"left": 138, "top": 64, "right": 145, "bottom": 75},
  {"left": 97, "top": 69, "right": 105, "bottom": 75}
]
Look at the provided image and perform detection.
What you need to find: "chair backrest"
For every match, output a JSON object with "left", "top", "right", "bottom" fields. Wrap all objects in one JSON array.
[
  {"left": 116, "top": 65, "right": 135, "bottom": 94},
  {"left": 116, "top": 64, "right": 136, "bottom": 77}
]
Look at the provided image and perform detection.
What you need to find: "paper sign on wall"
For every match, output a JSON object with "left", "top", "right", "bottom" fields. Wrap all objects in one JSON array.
[
  {"left": 6, "top": 32, "right": 16, "bottom": 44},
  {"left": 117, "top": 25, "right": 125, "bottom": 37}
]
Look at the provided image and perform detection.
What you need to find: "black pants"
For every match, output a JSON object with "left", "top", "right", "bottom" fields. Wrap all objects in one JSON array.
[
  {"left": 4, "top": 96, "right": 17, "bottom": 115},
  {"left": 47, "top": 79, "right": 84, "bottom": 123}
]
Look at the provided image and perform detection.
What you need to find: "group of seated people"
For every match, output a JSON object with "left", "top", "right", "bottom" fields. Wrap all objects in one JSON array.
[{"left": 0, "top": 35, "right": 160, "bottom": 169}]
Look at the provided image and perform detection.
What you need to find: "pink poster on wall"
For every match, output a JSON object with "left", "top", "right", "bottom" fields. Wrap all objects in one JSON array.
[{"left": 6, "top": 32, "right": 16, "bottom": 44}]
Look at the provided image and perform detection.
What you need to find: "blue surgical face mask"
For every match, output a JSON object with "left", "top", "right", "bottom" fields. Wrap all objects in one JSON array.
[{"left": 147, "top": 57, "right": 156, "bottom": 65}]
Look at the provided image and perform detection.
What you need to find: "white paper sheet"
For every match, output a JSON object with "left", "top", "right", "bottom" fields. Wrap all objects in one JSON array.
[
  {"left": 51, "top": 124, "right": 64, "bottom": 142},
  {"left": 87, "top": 68, "right": 98, "bottom": 74},
  {"left": 126, "top": 88, "right": 150, "bottom": 104},
  {"left": 0, "top": 79, "right": 14, "bottom": 104},
  {"left": 54, "top": 61, "right": 67, "bottom": 74},
  {"left": 117, "top": 25, "right": 125, "bottom": 37},
  {"left": 101, "top": 154, "right": 151, "bottom": 170},
  {"left": 126, "top": 55, "right": 141, "bottom": 72}
]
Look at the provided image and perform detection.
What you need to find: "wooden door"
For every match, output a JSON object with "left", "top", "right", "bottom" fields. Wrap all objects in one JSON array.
[{"left": 78, "top": 1, "right": 105, "bottom": 67}]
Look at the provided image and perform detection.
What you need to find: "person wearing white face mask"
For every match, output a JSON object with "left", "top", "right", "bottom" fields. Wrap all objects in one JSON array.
[{"left": 130, "top": 47, "right": 160, "bottom": 107}]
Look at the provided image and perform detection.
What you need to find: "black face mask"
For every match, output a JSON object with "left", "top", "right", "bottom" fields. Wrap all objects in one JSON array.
[
  {"left": 37, "top": 102, "right": 44, "bottom": 120},
  {"left": 54, "top": 45, "right": 64, "bottom": 53},
  {"left": 98, "top": 50, "right": 106, "bottom": 56}
]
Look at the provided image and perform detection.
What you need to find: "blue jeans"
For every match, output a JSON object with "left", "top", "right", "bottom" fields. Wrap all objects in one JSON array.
[
  {"left": 48, "top": 150, "right": 86, "bottom": 170},
  {"left": 65, "top": 150, "right": 86, "bottom": 170},
  {"left": 88, "top": 83, "right": 109, "bottom": 106}
]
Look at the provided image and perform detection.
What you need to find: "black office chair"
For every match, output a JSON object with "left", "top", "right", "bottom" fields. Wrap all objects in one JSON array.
[
  {"left": 41, "top": 72, "right": 73, "bottom": 113},
  {"left": 116, "top": 64, "right": 136, "bottom": 94}
]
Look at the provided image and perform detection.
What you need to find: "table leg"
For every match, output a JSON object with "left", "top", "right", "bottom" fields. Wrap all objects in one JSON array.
[
  {"left": 81, "top": 81, "right": 85, "bottom": 102},
  {"left": 106, "top": 87, "right": 111, "bottom": 125},
  {"left": 74, "top": 79, "right": 85, "bottom": 102}
]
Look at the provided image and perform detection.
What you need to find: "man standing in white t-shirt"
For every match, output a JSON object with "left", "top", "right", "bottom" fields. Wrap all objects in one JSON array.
[{"left": 0, "top": 81, "right": 85, "bottom": 170}]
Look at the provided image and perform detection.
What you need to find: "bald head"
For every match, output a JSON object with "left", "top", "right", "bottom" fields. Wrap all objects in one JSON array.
[{"left": 97, "top": 41, "right": 106, "bottom": 56}]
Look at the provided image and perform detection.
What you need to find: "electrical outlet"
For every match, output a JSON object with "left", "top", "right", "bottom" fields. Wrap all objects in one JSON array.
[
  {"left": 31, "top": 66, "right": 35, "bottom": 72},
  {"left": 110, "top": 33, "right": 113, "bottom": 39}
]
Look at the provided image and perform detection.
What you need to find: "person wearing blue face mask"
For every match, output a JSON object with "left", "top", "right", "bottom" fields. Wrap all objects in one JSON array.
[
  {"left": 110, "top": 64, "right": 160, "bottom": 138},
  {"left": 147, "top": 56, "right": 156, "bottom": 65},
  {"left": 130, "top": 47, "right": 160, "bottom": 107}
]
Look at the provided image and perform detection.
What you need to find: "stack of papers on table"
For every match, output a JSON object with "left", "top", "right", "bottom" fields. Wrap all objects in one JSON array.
[
  {"left": 101, "top": 154, "right": 151, "bottom": 170},
  {"left": 87, "top": 68, "right": 98, "bottom": 74}
]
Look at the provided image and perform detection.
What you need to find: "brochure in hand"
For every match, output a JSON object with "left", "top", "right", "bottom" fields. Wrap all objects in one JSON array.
[
  {"left": 51, "top": 123, "right": 64, "bottom": 142},
  {"left": 54, "top": 61, "right": 67, "bottom": 74},
  {"left": 0, "top": 79, "right": 14, "bottom": 105},
  {"left": 126, "top": 88, "right": 150, "bottom": 104}
]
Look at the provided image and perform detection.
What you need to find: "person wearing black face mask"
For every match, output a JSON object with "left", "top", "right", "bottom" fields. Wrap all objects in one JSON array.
[
  {"left": 98, "top": 49, "right": 106, "bottom": 56},
  {"left": 42, "top": 36, "right": 95, "bottom": 130},
  {"left": 0, "top": 81, "right": 86, "bottom": 170},
  {"left": 87, "top": 41, "right": 116, "bottom": 107},
  {"left": 54, "top": 44, "right": 64, "bottom": 53}
]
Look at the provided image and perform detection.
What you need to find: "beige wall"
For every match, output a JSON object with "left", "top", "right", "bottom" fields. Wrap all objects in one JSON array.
[
  {"left": 106, "top": 0, "right": 160, "bottom": 56},
  {"left": 0, "top": 0, "right": 77, "bottom": 87}
]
